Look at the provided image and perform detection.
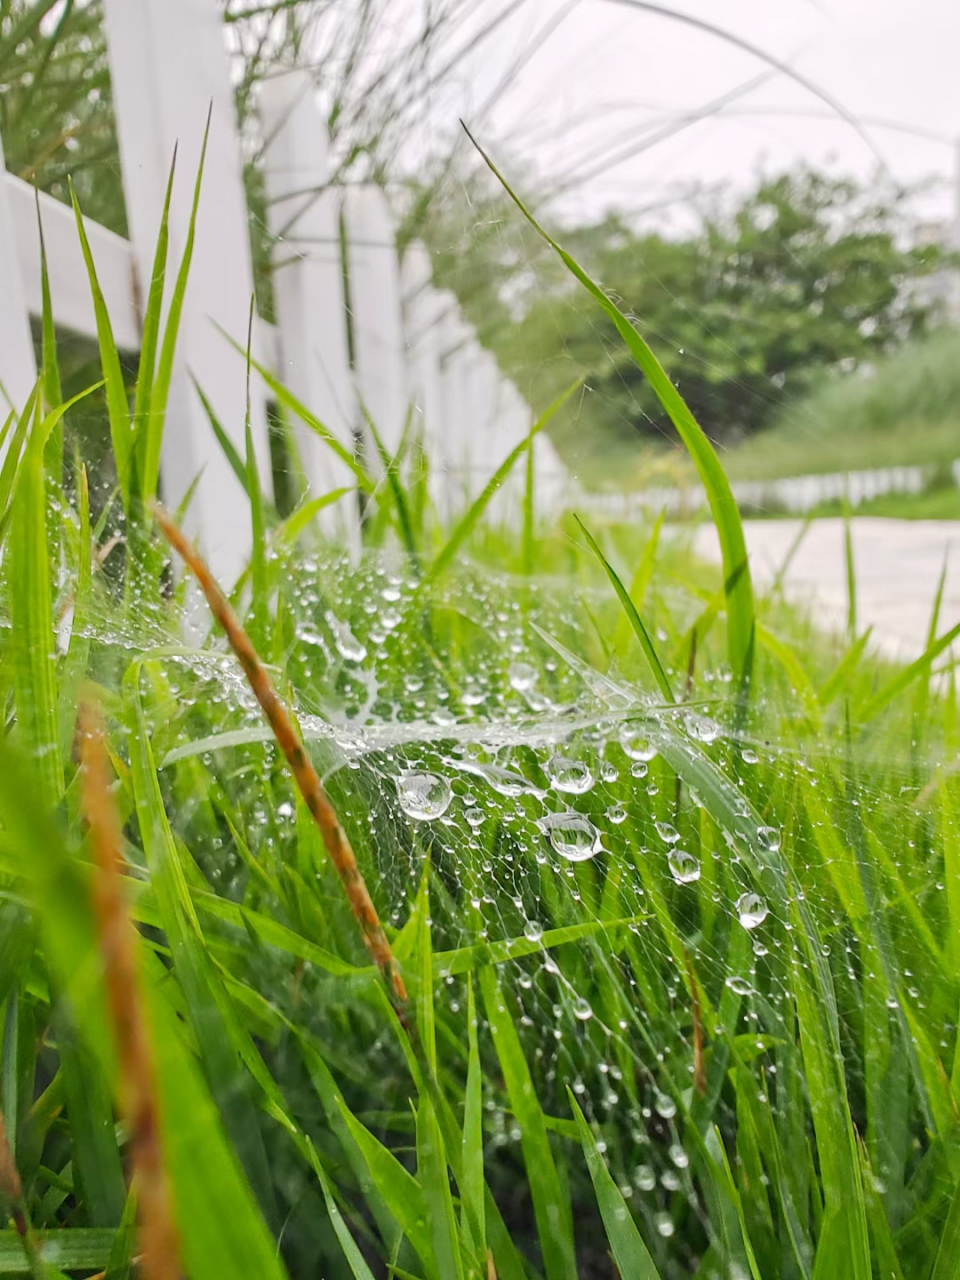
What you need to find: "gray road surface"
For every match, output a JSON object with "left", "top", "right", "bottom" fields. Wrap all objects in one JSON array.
[{"left": 691, "top": 518, "right": 960, "bottom": 660}]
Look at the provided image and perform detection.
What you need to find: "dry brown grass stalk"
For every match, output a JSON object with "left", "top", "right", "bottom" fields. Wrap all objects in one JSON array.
[
  {"left": 79, "top": 697, "right": 181, "bottom": 1280},
  {"left": 151, "top": 504, "right": 408, "bottom": 1007}
]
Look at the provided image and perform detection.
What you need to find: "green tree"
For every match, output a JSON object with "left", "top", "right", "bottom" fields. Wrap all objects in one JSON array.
[{"left": 420, "top": 167, "right": 946, "bottom": 480}]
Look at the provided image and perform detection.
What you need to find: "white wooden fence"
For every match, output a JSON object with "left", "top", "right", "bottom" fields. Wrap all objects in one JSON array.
[{"left": 0, "top": 2, "right": 569, "bottom": 583}]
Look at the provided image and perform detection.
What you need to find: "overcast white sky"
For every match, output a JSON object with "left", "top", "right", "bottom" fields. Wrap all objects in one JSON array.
[{"left": 429, "top": 0, "right": 960, "bottom": 229}]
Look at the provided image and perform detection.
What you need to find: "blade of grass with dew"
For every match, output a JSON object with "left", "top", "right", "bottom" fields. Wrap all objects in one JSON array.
[
  {"left": 465, "top": 125, "right": 755, "bottom": 685},
  {"left": 567, "top": 1090, "right": 661, "bottom": 1278},
  {"left": 613, "top": 506, "right": 665, "bottom": 662},
  {"left": 0, "top": 385, "right": 37, "bottom": 530},
  {"left": 9, "top": 396, "right": 62, "bottom": 807},
  {"left": 194, "top": 376, "right": 248, "bottom": 494},
  {"left": 417, "top": 1094, "right": 466, "bottom": 1280},
  {"left": 35, "top": 193, "right": 63, "bottom": 499},
  {"left": 574, "top": 513, "right": 675, "bottom": 702},
  {"left": 132, "top": 147, "right": 176, "bottom": 504},
  {"left": 275, "top": 487, "right": 354, "bottom": 547},
  {"left": 125, "top": 672, "right": 279, "bottom": 1222},
  {"left": 460, "top": 976, "right": 485, "bottom": 1263},
  {"left": 335, "top": 1100, "right": 436, "bottom": 1275},
  {"left": 427, "top": 379, "right": 580, "bottom": 584},
  {"left": 360, "top": 400, "right": 419, "bottom": 566},
  {"left": 244, "top": 302, "right": 269, "bottom": 652},
  {"left": 220, "top": 331, "right": 375, "bottom": 494},
  {"left": 479, "top": 965, "right": 577, "bottom": 1280},
  {"left": 0, "top": 1229, "right": 116, "bottom": 1274},
  {"left": 147, "top": 109, "right": 211, "bottom": 504},
  {"left": 68, "top": 179, "right": 133, "bottom": 514},
  {"left": 522, "top": 419, "right": 536, "bottom": 576},
  {"left": 58, "top": 464, "right": 92, "bottom": 757}
]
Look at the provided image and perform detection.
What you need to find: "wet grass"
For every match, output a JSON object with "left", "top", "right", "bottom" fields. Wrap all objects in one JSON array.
[{"left": 1, "top": 154, "right": 960, "bottom": 1280}]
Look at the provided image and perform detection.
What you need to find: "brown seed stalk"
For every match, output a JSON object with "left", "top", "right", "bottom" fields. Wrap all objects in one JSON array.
[
  {"left": 151, "top": 504, "right": 408, "bottom": 1006},
  {"left": 79, "top": 698, "right": 181, "bottom": 1280}
]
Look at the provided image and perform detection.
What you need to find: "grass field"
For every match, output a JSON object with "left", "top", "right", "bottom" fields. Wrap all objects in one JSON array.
[{"left": 3, "top": 159, "right": 960, "bottom": 1280}]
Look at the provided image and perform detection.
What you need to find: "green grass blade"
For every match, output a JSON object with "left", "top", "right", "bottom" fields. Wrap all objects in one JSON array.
[
  {"left": 479, "top": 965, "right": 576, "bottom": 1280},
  {"left": 931, "top": 1175, "right": 960, "bottom": 1280},
  {"left": 858, "top": 618, "right": 960, "bottom": 724},
  {"left": 244, "top": 302, "right": 269, "bottom": 649},
  {"left": 274, "top": 487, "right": 354, "bottom": 546},
  {"left": 522, "top": 422, "right": 535, "bottom": 575},
  {"left": 151, "top": 109, "right": 211, "bottom": 487},
  {"left": 460, "top": 976, "right": 486, "bottom": 1261},
  {"left": 417, "top": 1094, "right": 466, "bottom": 1280},
  {"left": 818, "top": 629, "right": 873, "bottom": 707},
  {"left": 0, "top": 1229, "right": 116, "bottom": 1274},
  {"left": 843, "top": 498, "right": 856, "bottom": 640},
  {"left": 360, "top": 399, "right": 419, "bottom": 566},
  {"left": 312, "top": 1160, "right": 377, "bottom": 1280},
  {"left": 221, "top": 331, "right": 375, "bottom": 493},
  {"left": 193, "top": 376, "right": 248, "bottom": 492},
  {"left": 466, "top": 125, "right": 754, "bottom": 684},
  {"left": 427, "top": 379, "right": 580, "bottom": 584},
  {"left": 9, "top": 397, "right": 63, "bottom": 806},
  {"left": 613, "top": 507, "right": 664, "bottom": 661},
  {"left": 568, "top": 1090, "right": 661, "bottom": 1278},
  {"left": 36, "top": 192, "right": 63, "bottom": 485},
  {"left": 68, "top": 180, "right": 132, "bottom": 513},
  {"left": 134, "top": 145, "right": 176, "bottom": 504},
  {"left": 574, "top": 513, "right": 675, "bottom": 702}
]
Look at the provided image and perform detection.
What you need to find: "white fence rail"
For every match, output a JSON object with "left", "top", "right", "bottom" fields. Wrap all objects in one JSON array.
[{"left": 0, "top": 1, "right": 569, "bottom": 582}]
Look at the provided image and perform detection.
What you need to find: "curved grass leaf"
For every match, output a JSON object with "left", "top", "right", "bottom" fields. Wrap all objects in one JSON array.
[
  {"left": 568, "top": 1090, "right": 661, "bottom": 1279},
  {"left": 427, "top": 379, "right": 580, "bottom": 584},
  {"left": 465, "top": 125, "right": 755, "bottom": 685},
  {"left": 574, "top": 513, "right": 674, "bottom": 702}
]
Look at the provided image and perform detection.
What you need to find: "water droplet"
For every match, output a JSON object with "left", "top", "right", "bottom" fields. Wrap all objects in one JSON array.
[
  {"left": 464, "top": 807, "right": 485, "bottom": 828},
  {"left": 653, "top": 1090, "right": 676, "bottom": 1119},
  {"left": 668, "top": 849, "right": 700, "bottom": 884},
  {"left": 655, "top": 820, "right": 680, "bottom": 844},
  {"left": 630, "top": 761, "right": 648, "bottom": 779},
  {"left": 756, "top": 825, "right": 781, "bottom": 852},
  {"left": 685, "top": 713, "right": 720, "bottom": 743},
  {"left": 637, "top": 1165, "right": 656, "bottom": 1192},
  {"left": 538, "top": 812, "right": 603, "bottom": 862},
  {"left": 380, "top": 607, "right": 401, "bottom": 630},
  {"left": 524, "top": 919, "right": 544, "bottom": 943},
  {"left": 508, "top": 661, "right": 537, "bottom": 692},
  {"left": 736, "top": 893, "right": 769, "bottom": 930},
  {"left": 547, "top": 754, "right": 594, "bottom": 795},
  {"left": 620, "top": 727, "right": 658, "bottom": 762},
  {"left": 397, "top": 772, "right": 452, "bottom": 821},
  {"left": 600, "top": 761, "right": 619, "bottom": 783},
  {"left": 573, "top": 996, "right": 593, "bottom": 1021},
  {"left": 741, "top": 747, "right": 759, "bottom": 764},
  {"left": 606, "top": 802, "right": 627, "bottom": 825},
  {"left": 655, "top": 1213, "right": 675, "bottom": 1239},
  {"left": 325, "top": 611, "right": 367, "bottom": 663},
  {"left": 725, "top": 975, "right": 754, "bottom": 996},
  {"left": 669, "top": 1143, "right": 689, "bottom": 1169}
]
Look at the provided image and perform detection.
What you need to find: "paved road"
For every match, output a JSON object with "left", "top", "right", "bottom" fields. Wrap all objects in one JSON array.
[{"left": 691, "top": 518, "right": 960, "bottom": 660}]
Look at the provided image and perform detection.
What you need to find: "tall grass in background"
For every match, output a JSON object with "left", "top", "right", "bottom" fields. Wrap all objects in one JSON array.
[
  {"left": 727, "top": 328, "right": 960, "bottom": 482},
  {"left": 1, "top": 139, "right": 960, "bottom": 1280}
]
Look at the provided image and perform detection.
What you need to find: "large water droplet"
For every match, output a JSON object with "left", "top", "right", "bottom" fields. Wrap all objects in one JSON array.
[
  {"left": 684, "top": 712, "right": 720, "bottom": 743},
  {"left": 325, "top": 610, "right": 367, "bottom": 663},
  {"left": 653, "top": 1091, "right": 676, "bottom": 1119},
  {"left": 725, "top": 975, "right": 754, "bottom": 996},
  {"left": 524, "top": 919, "right": 544, "bottom": 943},
  {"left": 508, "top": 661, "right": 538, "bottom": 692},
  {"left": 539, "top": 812, "right": 603, "bottom": 862},
  {"left": 736, "top": 892, "right": 769, "bottom": 930},
  {"left": 620, "top": 726, "right": 658, "bottom": 762},
  {"left": 573, "top": 996, "right": 593, "bottom": 1021},
  {"left": 606, "top": 802, "right": 627, "bottom": 825},
  {"left": 655, "top": 820, "right": 680, "bottom": 844},
  {"left": 756, "top": 825, "right": 781, "bottom": 852},
  {"left": 668, "top": 849, "right": 700, "bottom": 884},
  {"left": 547, "top": 753, "right": 594, "bottom": 795},
  {"left": 397, "top": 772, "right": 452, "bottom": 821}
]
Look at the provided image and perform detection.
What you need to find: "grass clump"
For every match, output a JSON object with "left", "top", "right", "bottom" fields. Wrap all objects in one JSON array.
[{"left": 1, "top": 145, "right": 960, "bottom": 1280}]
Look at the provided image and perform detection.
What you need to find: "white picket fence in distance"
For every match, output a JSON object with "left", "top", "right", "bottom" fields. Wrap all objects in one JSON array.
[{"left": 0, "top": 2, "right": 571, "bottom": 583}]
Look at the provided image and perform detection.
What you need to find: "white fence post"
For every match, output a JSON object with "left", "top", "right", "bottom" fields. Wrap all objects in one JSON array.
[
  {"left": 259, "top": 70, "right": 358, "bottom": 541},
  {"left": 0, "top": 131, "right": 38, "bottom": 417},
  {"left": 101, "top": 0, "right": 270, "bottom": 584},
  {"left": 344, "top": 186, "right": 408, "bottom": 465}
]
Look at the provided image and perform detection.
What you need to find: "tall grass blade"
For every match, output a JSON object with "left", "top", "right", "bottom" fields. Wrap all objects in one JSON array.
[
  {"left": 134, "top": 147, "right": 176, "bottom": 505},
  {"left": 465, "top": 125, "right": 755, "bottom": 684},
  {"left": 479, "top": 966, "right": 576, "bottom": 1280},
  {"left": 427, "top": 379, "right": 580, "bottom": 584},
  {"left": 568, "top": 1090, "right": 661, "bottom": 1278},
  {"left": 574, "top": 513, "right": 675, "bottom": 702}
]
